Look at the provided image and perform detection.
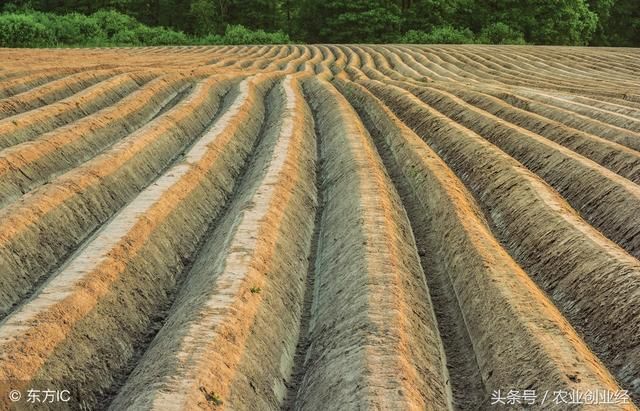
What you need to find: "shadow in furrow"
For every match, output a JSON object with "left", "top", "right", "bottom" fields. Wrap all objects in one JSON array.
[
  {"left": 148, "top": 83, "right": 194, "bottom": 121},
  {"left": 0, "top": 82, "right": 237, "bottom": 324},
  {"left": 343, "top": 85, "right": 487, "bottom": 410},
  {"left": 281, "top": 94, "right": 323, "bottom": 411},
  {"left": 99, "top": 79, "right": 279, "bottom": 409}
]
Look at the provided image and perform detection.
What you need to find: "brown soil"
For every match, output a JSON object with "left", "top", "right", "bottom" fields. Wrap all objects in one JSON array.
[{"left": 0, "top": 45, "right": 638, "bottom": 410}]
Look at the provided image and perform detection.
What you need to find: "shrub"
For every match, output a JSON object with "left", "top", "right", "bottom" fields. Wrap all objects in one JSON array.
[
  {"left": 50, "top": 13, "right": 105, "bottom": 45},
  {"left": 190, "top": 0, "right": 223, "bottom": 36},
  {"left": 90, "top": 11, "right": 189, "bottom": 46},
  {"left": 2, "top": 3, "right": 19, "bottom": 13},
  {"left": 222, "top": 24, "right": 290, "bottom": 45},
  {"left": 111, "top": 29, "right": 139, "bottom": 45},
  {"left": 91, "top": 9, "right": 138, "bottom": 39},
  {"left": 0, "top": 11, "right": 290, "bottom": 47},
  {"left": 136, "top": 26, "right": 189, "bottom": 45},
  {"left": 478, "top": 23, "right": 525, "bottom": 45},
  {"left": 400, "top": 26, "right": 475, "bottom": 44},
  {"left": 0, "top": 13, "right": 53, "bottom": 47},
  {"left": 199, "top": 33, "right": 224, "bottom": 45}
]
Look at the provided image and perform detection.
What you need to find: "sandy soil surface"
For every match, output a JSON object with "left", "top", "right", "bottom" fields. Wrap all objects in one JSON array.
[{"left": 0, "top": 44, "right": 638, "bottom": 410}]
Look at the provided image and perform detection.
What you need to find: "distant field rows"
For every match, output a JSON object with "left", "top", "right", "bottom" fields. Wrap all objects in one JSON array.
[{"left": 0, "top": 45, "right": 638, "bottom": 410}]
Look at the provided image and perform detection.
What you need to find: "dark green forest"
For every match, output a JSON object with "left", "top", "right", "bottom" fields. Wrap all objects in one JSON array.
[{"left": 1, "top": 0, "right": 639, "bottom": 46}]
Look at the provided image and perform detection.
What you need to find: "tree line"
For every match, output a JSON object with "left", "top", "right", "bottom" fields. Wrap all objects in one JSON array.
[{"left": 3, "top": 0, "right": 639, "bottom": 46}]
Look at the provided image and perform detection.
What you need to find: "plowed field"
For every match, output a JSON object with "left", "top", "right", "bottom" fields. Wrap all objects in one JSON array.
[{"left": 0, "top": 45, "right": 639, "bottom": 410}]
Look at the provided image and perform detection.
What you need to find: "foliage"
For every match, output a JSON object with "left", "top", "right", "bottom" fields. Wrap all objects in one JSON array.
[
  {"left": 527, "top": 0, "right": 597, "bottom": 45},
  {"left": 190, "top": 0, "right": 224, "bottom": 35},
  {"left": 221, "top": 24, "right": 289, "bottom": 44},
  {"left": 195, "top": 24, "right": 289, "bottom": 44},
  {"left": 227, "top": 0, "right": 282, "bottom": 32},
  {"left": 0, "top": 8, "right": 287, "bottom": 47},
  {"left": 587, "top": 0, "right": 615, "bottom": 44},
  {"left": 136, "top": 26, "right": 190, "bottom": 45},
  {"left": 477, "top": 22, "right": 525, "bottom": 45},
  {"left": 590, "top": 0, "right": 640, "bottom": 46},
  {"left": 50, "top": 12, "right": 105, "bottom": 44},
  {"left": 400, "top": 26, "right": 475, "bottom": 44},
  {"left": 469, "top": 0, "right": 597, "bottom": 45},
  {"left": 302, "top": 0, "right": 402, "bottom": 43},
  {"left": 399, "top": 0, "right": 462, "bottom": 33},
  {"left": 0, "top": 13, "right": 54, "bottom": 47},
  {"left": 110, "top": 28, "right": 138, "bottom": 45},
  {"left": 0, "top": 0, "right": 638, "bottom": 46},
  {"left": 91, "top": 9, "right": 138, "bottom": 38}
]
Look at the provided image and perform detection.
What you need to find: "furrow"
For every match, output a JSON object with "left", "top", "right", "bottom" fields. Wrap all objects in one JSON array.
[
  {"left": 0, "top": 69, "right": 121, "bottom": 120},
  {"left": 314, "top": 46, "right": 335, "bottom": 77},
  {"left": 362, "top": 79, "right": 640, "bottom": 402},
  {"left": 519, "top": 90, "right": 640, "bottom": 132},
  {"left": 432, "top": 83, "right": 640, "bottom": 185},
  {"left": 243, "top": 45, "right": 286, "bottom": 71},
  {"left": 442, "top": 47, "right": 637, "bottom": 97},
  {"left": 367, "top": 47, "right": 430, "bottom": 82},
  {"left": 0, "top": 76, "right": 236, "bottom": 319},
  {"left": 0, "top": 72, "right": 157, "bottom": 150},
  {"left": 111, "top": 75, "right": 316, "bottom": 411},
  {"left": 327, "top": 45, "right": 347, "bottom": 76},
  {"left": 282, "top": 78, "right": 324, "bottom": 410},
  {"left": 436, "top": 48, "right": 590, "bottom": 91},
  {"left": 0, "top": 73, "right": 279, "bottom": 410},
  {"left": 237, "top": 46, "right": 278, "bottom": 69},
  {"left": 0, "top": 74, "right": 195, "bottom": 208},
  {"left": 486, "top": 88, "right": 640, "bottom": 152},
  {"left": 293, "top": 78, "right": 451, "bottom": 410},
  {"left": 559, "top": 94, "right": 640, "bottom": 120},
  {"left": 0, "top": 69, "right": 80, "bottom": 99},
  {"left": 408, "top": 46, "right": 483, "bottom": 83},
  {"left": 1, "top": 44, "right": 639, "bottom": 410},
  {"left": 384, "top": 46, "right": 443, "bottom": 81},
  {"left": 455, "top": 47, "right": 637, "bottom": 91},
  {"left": 594, "top": 95, "right": 640, "bottom": 112},
  {"left": 398, "top": 82, "right": 640, "bottom": 260},
  {"left": 338, "top": 78, "right": 632, "bottom": 410}
]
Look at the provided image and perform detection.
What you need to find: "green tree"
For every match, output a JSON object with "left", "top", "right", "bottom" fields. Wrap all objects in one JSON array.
[
  {"left": 190, "top": 0, "right": 224, "bottom": 34},
  {"left": 227, "top": 0, "right": 280, "bottom": 31},
  {"left": 470, "top": 0, "right": 597, "bottom": 45},
  {"left": 300, "top": 0, "right": 401, "bottom": 43},
  {"left": 189, "top": 0, "right": 282, "bottom": 36},
  {"left": 0, "top": 13, "right": 54, "bottom": 46},
  {"left": 591, "top": 0, "right": 639, "bottom": 46},
  {"left": 400, "top": 25, "right": 475, "bottom": 43},
  {"left": 477, "top": 22, "right": 525, "bottom": 44},
  {"left": 3, "top": 0, "right": 639, "bottom": 46},
  {"left": 399, "top": 0, "right": 462, "bottom": 33}
]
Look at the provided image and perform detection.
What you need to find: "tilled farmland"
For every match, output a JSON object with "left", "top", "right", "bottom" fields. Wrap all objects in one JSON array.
[{"left": 0, "top": 45, "right": 639, "bottom": 410}]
